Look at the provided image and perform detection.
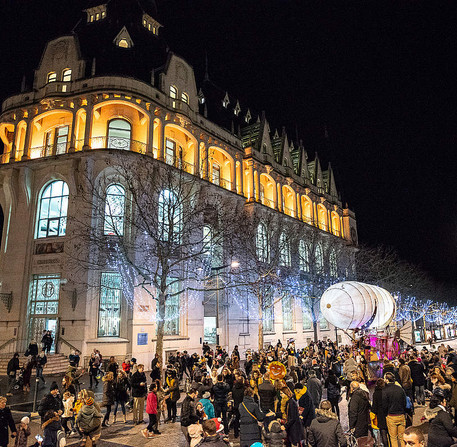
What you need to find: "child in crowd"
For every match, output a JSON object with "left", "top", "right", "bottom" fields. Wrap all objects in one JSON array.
[
  {"left": 142, "top": 382, "right": 161, "bottom": 438},
  {"left": 262, "top": 420, "right": 287, "bottom": 447},
  {"left": 61, "top": 391, "right": 75, "bottom": 436},
  {"left": 12, "top": 416, "right": 31, "bottom": 447}
]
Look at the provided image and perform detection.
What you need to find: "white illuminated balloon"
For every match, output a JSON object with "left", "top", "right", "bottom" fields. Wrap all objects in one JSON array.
[{"left": 320, "top": 281, "right": 395, "bottom": 330}]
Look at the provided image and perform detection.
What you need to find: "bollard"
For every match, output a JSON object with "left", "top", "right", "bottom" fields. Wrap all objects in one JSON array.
[{"left": 32, "top": 377, "right": 40, "bottom": 414}]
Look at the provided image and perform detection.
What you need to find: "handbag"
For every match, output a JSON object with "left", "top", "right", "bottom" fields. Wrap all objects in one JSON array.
[{"left": 242, "top": 402, "right": 263, "bottom": 428}]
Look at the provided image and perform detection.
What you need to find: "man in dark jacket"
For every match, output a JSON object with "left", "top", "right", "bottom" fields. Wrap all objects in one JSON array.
[
  {"left": 38, "top": 382, "right": 64, "bottom": 423},
  {"left": 239, "top": 388, "right": 264, "bottom": 447},
  {"left": 6, "top": 353, "right": 19, "bottom": 396},
  {"left": 197, "top": 419, "right": 230, "bottom": 446},
  {"left": 258, "top": 373, "right": 276, "bottom": 413},
  {"left": 231, "top": 373, "right": 246, "bottom": 438},
  {"left": 308, "top": 400, "right": 347, "bottom": 447},
  {"left": 212, "top": 375, "right": 230, "bottom": 434},
  {"left": 409, "top": 356, "right": 426, "bottom": 405},
  {"left": 382, "top": 372, "right": 407, "bottom": 447},
  {"left": 0, "top": 396, "right": 16, "bottom": 447},
  {"left": 130, "top": 364, "right": 147, "bottom": 424},
  {"left": 181, "top": 388, "right": 198, "bottom": 444},
  {"left": 307, "top": 370, "right": 323, "bottom": 409},
  {"left": 348, "top": 381, "right": 370, "bottom": 440}
]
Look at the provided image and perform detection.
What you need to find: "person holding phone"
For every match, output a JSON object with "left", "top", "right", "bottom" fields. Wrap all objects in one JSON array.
[{"left": 0, "top": 396, "right": 16, "bottom": 447}]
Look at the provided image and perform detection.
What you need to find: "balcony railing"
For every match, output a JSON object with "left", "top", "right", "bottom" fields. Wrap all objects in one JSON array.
[
  {"left": 90, "top": 136, "right": 147, "bottom": 154},
  {"left": 30, "top": 141, "right": 72, "bottom": 159}
]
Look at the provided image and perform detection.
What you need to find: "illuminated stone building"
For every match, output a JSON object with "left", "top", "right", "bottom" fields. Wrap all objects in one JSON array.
[{"left": 0, "top": 0, "right": 357, "bottom": 364}]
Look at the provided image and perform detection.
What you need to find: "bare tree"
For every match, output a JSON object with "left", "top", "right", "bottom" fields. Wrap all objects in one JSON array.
[{"left": 67, "top": 152, "right": 241, "bottom": 360}]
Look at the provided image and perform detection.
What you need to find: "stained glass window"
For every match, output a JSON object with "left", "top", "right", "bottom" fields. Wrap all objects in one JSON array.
[
  {"left": 28, "top": 274, "right": 61, "bottom": 315},
  {"left": 37, "top": 181, "right": 69, "bottom": 238},
  {"left": 104, "top": 184, "right": 126, "bottom": 235},
  {"left": 98, "top": 272, "right": 122, "bottom": 337}
]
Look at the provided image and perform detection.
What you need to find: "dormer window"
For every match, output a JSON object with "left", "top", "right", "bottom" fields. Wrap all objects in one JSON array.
[
  {"left": 47, "top": 72, "right": 57, "bottom": 83},
  {"left": 222, "top": 92, "right": 230, "bottom": 108},
  {"left": 181, "top": 92, "right": 189, "bottom": 104},
  {"left": 142, "top": 13, "right": 161, "bottom": 35},
  {"left": 245, "top": 109, "right": 252, "bottom": 123},
  {"left": 234, "top": 100, "right": 241, "bottom": 116},
  {"left": 170, "top": 85, "right": 178, "bottom": 99},
  {"left": 85, "top": 5, "right": 107, "bottom": 23},
  {"left": 118, "top": 39, "right": 130, "bottom": 49},
  {"left": 62, "top": 69, "right": 72, "bottom": 82}
]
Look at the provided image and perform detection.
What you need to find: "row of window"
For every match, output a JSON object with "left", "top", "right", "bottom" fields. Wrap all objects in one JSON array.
[
  {"left": 47, "top": 69, "right": 72, "bottom": 84},
  {"left": 255, "top": 223, "right": 338, "bottom": 276}
]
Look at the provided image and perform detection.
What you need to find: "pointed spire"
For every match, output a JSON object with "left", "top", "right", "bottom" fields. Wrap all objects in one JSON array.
[
  {"left": 20, "top": 75, "right": 26, "bottom": 93},
  {"left": 256, "top": 115, "right": 260, "bottom": 123},
  {"left": 273, "top": 129, "right": 279, "bottom": 139}
]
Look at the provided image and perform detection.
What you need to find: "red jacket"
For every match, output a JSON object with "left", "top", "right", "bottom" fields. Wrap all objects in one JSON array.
[
  {"left": 122, "top": 362, "right": 130, "bottom": 372},
  {"left": 146, "top": 391, "right": 158, "bottom": 414}
]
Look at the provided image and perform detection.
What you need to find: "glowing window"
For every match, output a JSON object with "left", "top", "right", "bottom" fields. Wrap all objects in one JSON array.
[
  {"left": 101, "top": 11, "right": 106, "bottom": 18},
  {"left": 55, "top": 126, "right": 69, "bottom": 155},
  {"left": 143, "top": 19, "right": 147, "bottom": 27},
  {"left": 169, "top": 85, "right": 178, "bottom": 99},
  {"left": 36, "top": 180, "right": 69, "bottom": 238},
  {"left": 158, "top": 189, "right": 182, "bottom": 242},
  {"left": 47, "top": 72, "right": 57, "bottom": 83},
  {"left": 62, "top": 69, "right": 72, "bottom": 82},
  {"left": 118, "top": 39, "right": 130, "bottom": 48},
  {"left": 98, "top": 272, "right": 122, "bottom": 337},
  {"left": 107, "top": 119, "right": 131, "bottom": 150},
  {"left": 95, "top": 13, "right": 100, "bottom": 20},
  {"left": 256, "top": 223, "right": 269, "bottom": 263},
  {"left": 181, "top": 92, "right": 189, "bottom": 104},
  {"left": 104, "top": 184, "right": 126, "bottom": 236},
  {"left": 212, "top": 163, "right": 221, "bottom": 186},
  {"left": 90, "top": 14, "right": 94, "bottom": 22},
  {"left": 165, "top": 139, "right": 176, "bottom": 165}
]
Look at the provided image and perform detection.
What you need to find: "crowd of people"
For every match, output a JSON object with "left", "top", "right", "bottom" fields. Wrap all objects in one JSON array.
[{"left": 3, "top": 339, "right": 457, "bottom": 446}]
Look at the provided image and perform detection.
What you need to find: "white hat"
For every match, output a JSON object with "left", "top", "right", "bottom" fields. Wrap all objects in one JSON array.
[{"left": 21, "top": 416, "right": 30, "bottom": 424}]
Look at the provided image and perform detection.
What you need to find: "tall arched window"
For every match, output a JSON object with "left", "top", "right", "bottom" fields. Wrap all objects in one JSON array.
[
  {"left": 158, "top": 189, "right": 182, "bottom": 242},
  {"left": 169, "top": 85, "right": 178, "bottom": 99},
  {"left": 107, "top": 119, "right": 131, "bottom": 150},
  {"left": 62, "top": 69, "right": 72, "bottom": 82},
  {"left": 256, "top": 223, "right": 269, "bottom": 263},
  {"left": 329, "top": 249, "right": 338, "bottom": 278},
  {"left": 315, "top": 243, "right": 324, "bottom": 273},
  {"left": 104, "top": 184, "right": 126, "bottom": 236},
  {"left": 47, "top": 72, "right": 57, "bottom": 83},
  {"left": 298, "top": 240, "right": 310, "bottom": 272},
  {"left": 279, "top": 232, "right": 291, "bottom": 267},
  {"left": 36, "top": 180, "right": 69, "bottom": 238}
]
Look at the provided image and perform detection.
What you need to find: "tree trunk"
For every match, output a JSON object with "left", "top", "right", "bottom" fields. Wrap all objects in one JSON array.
[
  {"left": 313, "top": 320, "right": 318, "bottom": 342},
  {"left": 156, "top": 292, "right": 166, "bottom": 363}
]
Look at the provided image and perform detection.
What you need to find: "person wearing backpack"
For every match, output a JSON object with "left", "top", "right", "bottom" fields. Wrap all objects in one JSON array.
[
  {"left": 325, "top": 370, "right": 341, "bottom": 418},
  {"left": 76, "top": 396, "right": 102, "bottom": 447}
]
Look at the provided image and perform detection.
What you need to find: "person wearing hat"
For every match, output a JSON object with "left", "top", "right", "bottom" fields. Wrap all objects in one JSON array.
[
  {"left": 199, "top": 392, "right": 215, "bottom": 419},
  {"left": 76, "top": 396, "right": 102, "bottom": 447},
  {"left": 12, "top": 416, "right": 30, "bottom": 447},
  {"left": 37, "top": 382, "right": 63, "bottom": 423},
  {"left": 0, "top": 396, "right": 16, "bottom": 447},
  {"left": 425, "top": 387, "right": 457, "bottom": 447}
]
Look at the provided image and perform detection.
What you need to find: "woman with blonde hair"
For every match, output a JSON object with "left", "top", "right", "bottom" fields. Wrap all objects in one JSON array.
[{"left": 101, "top": 371, "right": 115, "bottom": 427}]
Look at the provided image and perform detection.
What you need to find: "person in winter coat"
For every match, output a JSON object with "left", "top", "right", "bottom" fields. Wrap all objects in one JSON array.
[
  {"left": 6, "top": 353, "right": 20, "bottom": 396},
  {"left": 239, "top": 387, "right": 264, "bottom": 447},
  {"left": 76, "top": 396, "right": 102, "bottom": 447},
  {"left": 348, "top": 381, "right": 371, "bottom": 441},
  {"left": 26, "top": 341, "right": 39, "bottom": 357},
  {"left": 199, "top": 392, "right": 215, "bottom": 419},
  {"left": 38, "top": 382, "right": 63, "bottom": 423},
  {"left": 294, "top": 383, "right": 315, "bottom": 429},
  {"left": 0, "top": 396, "right": 16, "bottom": 447},
  {"left": 371, "top": 378, "right": 389, "bottom": 447},
  {"left": 36, "top": 353, "right": 47, "bottom": 384},
  {"left": 306, "top": 370, "right": 322, "bottom": 409},
  {"left": 12, "top": 416, "right": 30, "bottom": 447},
  {"left": 424, "top": 389, "right": 457, "bottom": 447},
  {"left": 89, "top": 353, "right": 100, "bottom": 388},
  {"left": 382, "top": 372, "right": 407, "bottom": 447},
  {"left": 41, "top": 410, "right": 62, "bottom": 447},
  {"left": 101, "top": 371, "right": 115, "bottom": 427},
  {"left": 131, "top": 364, "right": 148, "bottom": 424},
  {"left": 231, "top": 373, "right": 246, "bottom": 438},
  {"left": 325, "top": 370, "right": 341, "bottom": 418},
  {"left": 142, "top": 382, "right": 160, "bottom": 438},
  {"left": 281, "top": 386, "right": 304, "bottom": 447},
  {"left": 211, "top": 375, "right": 230, "bottom": 434},
  {"left": 308, "top": 400, "right": 347, "bottom": 447},
  {"left": 181, "top": 388, "right": 199, "bottom": 444},
  {"left": 197, "top": 419, "right": 230, "bottom": 446},
  {"left": 262, "top": 419, "right": 286, "bottom": 447},
  {"left": 258, "top": 373, "right": 276, "bottom": 413},
  {"left": 61, "top": 391, "right": 75, "bottom": 435},
  {"left": 399, "top": 358, "right": 413, "bottom": 400},
  {"left": 409, "top": 356, "right": 426, "bottom": 405},
  {"left": 113, "top": 370, "right": 130, "bottom": 423}
]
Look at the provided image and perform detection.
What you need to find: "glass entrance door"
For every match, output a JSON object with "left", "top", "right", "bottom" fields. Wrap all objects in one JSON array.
[{"left": 28, "top": 274, "right": 61, "bottom": 353}]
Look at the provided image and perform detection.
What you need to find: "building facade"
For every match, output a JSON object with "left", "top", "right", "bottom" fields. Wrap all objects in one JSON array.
[{"left": 0, "top": 0, "right": 357, "bottom": 365}]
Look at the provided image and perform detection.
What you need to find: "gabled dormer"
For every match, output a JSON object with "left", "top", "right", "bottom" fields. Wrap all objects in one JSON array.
[
  {"left": 113, "top": 26, "right": 134, "bottom": 49},
  {"left": 142, "top": 13, "right": 162, "bottom": 35},
  {"left": 84, "top": 3, "right": 107, "bottom": 23}
]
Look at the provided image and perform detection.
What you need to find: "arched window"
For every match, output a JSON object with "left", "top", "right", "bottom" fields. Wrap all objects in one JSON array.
[
  {"left": 62, "top": 69, "right": 72, "bottom": 82},
  {"left": 47, "top": 72, "right": 57, "bottom": 83},
  {"left": 329, "top": 249, "right": 338, "bottom": 278},
  {"left": 107, "top": 119, "right": 131, "bottom": 150},
  {"left": 104, "top": 184, "right": 126, "bottom": 236},
  {"left": 315, "top": 243, "right": 324, "bottom": 273},
  {"left": 256, "top": 223, "right": 269, "bottom": 263},
  {"left": 169, "top": 85, "right": 178, "bottom": 99},
  {"left": 298, "top": 240, "right": 310, "bottom": 272},
  {"left": 158, "top": 189, "right": 182, "bottom": 242},
  {"left": 36, "top": 180, "right": 69, "bottom": 238},
  {"left": 279, "top": 232, "right": 291, "bottom": 267},
  {"left": 181, "top": 92, "right": 189, "bottom": 104}
]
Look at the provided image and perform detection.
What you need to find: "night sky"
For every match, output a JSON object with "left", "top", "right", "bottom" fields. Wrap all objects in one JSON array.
[{"left": 0, "top": 0, "right": 456, "bottom": 286}]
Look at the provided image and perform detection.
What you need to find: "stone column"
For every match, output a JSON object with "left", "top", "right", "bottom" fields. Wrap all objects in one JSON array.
[
  {"left": 146, "top": 115, "right": 154, "bottom": 156},
  {"left": 21, "top": 119, "right": 32, "bottom": 161},
  {"left": 158, "top": 120, "right": 165, "bottom": 161},
  {"left": 231, "top": 156, "right": 237, "bottom": 192},
  {"left": 247, "top": 160, "right": 255, "bottom": 201},
  {"left": 68, "top": 109, "right": 77, "bottom": 153},
  {"left": 82, "top": 99, "right": 93, "bottom": 150}
]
